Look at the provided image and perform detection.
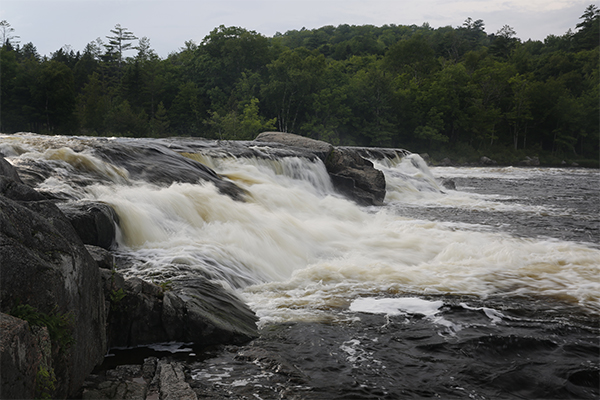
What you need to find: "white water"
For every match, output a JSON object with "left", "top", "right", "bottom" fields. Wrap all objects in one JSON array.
[{"left": 2, "top": 135, "right": 599, "bottom": 326}]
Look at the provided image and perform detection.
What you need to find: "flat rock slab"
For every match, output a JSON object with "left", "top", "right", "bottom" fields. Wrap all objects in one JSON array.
[{"left": 254, "top": 132, "right": 334, "bottom": 160}]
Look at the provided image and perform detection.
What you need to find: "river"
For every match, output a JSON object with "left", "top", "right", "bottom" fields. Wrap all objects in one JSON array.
[{"left": 1, "top": 134, "right": 598, "bottom": 399}]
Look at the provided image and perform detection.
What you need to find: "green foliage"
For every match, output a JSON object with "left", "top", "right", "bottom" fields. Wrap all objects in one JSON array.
[
  {"left": 10, "top": 303, "right": 75, "bottom": 352},
  {"left": 35, "top": 366, "right": 56, "bottom": 399},
  {"left": 109, "top": 288, "right": 126, "bottom": 304},
  {"left": 0, "top": 7, "right": 598, "bottom": 162},
  {"left": 154, "top": 280, "right": 173, "bottom": 292}
]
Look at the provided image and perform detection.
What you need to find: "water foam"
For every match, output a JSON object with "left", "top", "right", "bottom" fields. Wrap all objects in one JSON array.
[{"left": 4, "top": 135, "right": 599, "bottom": 326}]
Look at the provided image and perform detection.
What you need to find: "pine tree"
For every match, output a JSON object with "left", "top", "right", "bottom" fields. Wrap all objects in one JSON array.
[{"left": 105, "top": 24, "right": 137, "bottom": 68}]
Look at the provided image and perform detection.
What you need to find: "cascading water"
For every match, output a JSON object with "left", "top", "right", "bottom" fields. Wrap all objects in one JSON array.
[{"left": 2, "top": 133, "right": 598, "bottom": 399}]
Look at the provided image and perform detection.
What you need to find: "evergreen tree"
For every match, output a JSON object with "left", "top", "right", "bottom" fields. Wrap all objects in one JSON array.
[{"left": 105, "top": 24, "right": 138, "bottom": 68}]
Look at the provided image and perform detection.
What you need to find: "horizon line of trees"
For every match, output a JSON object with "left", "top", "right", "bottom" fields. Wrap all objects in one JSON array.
[{"left": 0, "top": 5, "right": 598, "bottom": 161}]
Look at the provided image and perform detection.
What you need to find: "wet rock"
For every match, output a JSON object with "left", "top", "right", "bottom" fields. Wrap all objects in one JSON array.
[
  {"left": 438, "top": 157, "right": 453, "bottom": 166},
  {"left": 103, "top": 275, "right": 258, "bottom": 349},
  {"left": 104, "top": 276, "right": 168, "bottom": 348},
  {"left": 0, "top": 175, "right": 47, "bottom": 201},
  {"left": 254, "top": 131, "right": 334, "bottom": 161},
  {"left": 162, "top": 279, "right": 259, "bottom": 346},
  {"left": 82, "top": 364, "right": 148, "bottom": 400},
  {"left": 158, "top": 360, "right": 197, "bottom": 400},
  {"left": 86, "top": 245, "right": 115, "bottom": 270},
  {"left": 59, "top": 202, "right": 119, "bottom": 250},
  {"left": 0, "top": 157, "right": 47, "bottom": 201},
  {"left": 0, "top": 157, "right": 22, "bottom": 183},
  {"left": 81, "top": 359, "right": 194, "bottom": 400},
  {"left": 326, "top": 148, "right": 386, "bottom": 206},
  {"left": 441, "top": 178, "right": 457, "bottom": 190},
  {"left": 0, "top": 196, "right": 107, "bottom": 398},
  {"left": 96, "top": 141, "right": 246, "bottom": 201}
]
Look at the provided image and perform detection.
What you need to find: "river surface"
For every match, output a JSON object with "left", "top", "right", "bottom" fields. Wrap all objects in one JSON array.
[{"left": 1, "top": 134, "right": 598, "bottom": 399}]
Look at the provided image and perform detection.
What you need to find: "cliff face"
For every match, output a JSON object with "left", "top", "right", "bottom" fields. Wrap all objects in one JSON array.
[{"left": 0, "top": 158, "right": 107, "bottom": 399}]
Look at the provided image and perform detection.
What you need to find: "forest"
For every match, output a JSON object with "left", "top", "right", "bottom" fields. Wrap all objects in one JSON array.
[{"left": 0, "top": 5, "right": 598, "bottom": 165}]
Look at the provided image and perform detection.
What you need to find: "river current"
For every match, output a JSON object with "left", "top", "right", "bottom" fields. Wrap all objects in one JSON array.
[{"left": 1, "top": 134, "right": 598, "bottom": 399}]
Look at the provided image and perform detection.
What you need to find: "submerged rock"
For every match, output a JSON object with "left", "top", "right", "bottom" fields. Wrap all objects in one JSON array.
[{"left": 441, "top": 178, "right": 457, "bottom": 190}]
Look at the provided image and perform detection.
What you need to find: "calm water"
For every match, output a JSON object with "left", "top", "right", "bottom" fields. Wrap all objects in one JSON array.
[{"left": 2, "top": 134, "right": 598, "bottom": 399}]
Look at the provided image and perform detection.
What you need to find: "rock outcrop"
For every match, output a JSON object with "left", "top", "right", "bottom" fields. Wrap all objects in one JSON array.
[
  {"left": 104, "top": 275, "right": 258, "bottom": 349},
  {"left": 58, "top": 202, "right": 119, "bottom": 250},
  {"left": 325, "top": 147, "right": 386, "bottom": 206},
  {"left": 0, "top": 314, "right": 48, "bottom": 399},
  {"left": 80, "top": 358, "right": 197, "bottom": 400},
  {"left": 254, "top": 131, "right": 334, "bottom": 161},
  {"left": 1, "top": 156, "right": 259, "bottom": 398},
  {"left": 0, "top": 159, "right": 107, "bottom": 399},
  {"left": 254, "top": 132, "right": 387, "bottom": 205}
]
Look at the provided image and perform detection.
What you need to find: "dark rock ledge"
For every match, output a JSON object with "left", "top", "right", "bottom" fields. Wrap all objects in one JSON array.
[{"left": 0, "top": 157, "right": 258, "bottom": 399}]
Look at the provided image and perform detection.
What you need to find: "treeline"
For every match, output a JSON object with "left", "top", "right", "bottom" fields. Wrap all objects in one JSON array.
[{"left": 1, "top": 5, "right": 598, "bottom": 162}]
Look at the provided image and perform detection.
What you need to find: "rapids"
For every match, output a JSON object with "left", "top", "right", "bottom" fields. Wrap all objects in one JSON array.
[{"left": 1, "top": 133, "right": 598, "bottom": 399}]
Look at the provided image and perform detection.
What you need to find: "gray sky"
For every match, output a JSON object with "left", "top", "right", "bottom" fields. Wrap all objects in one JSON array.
[{"left": 0, "top": 0, "right": 593, "bottom": 58}]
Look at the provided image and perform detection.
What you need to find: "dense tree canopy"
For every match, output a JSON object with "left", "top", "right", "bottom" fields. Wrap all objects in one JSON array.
[{"left": 1, "top": 9, "right": 598, "bottom": 165}]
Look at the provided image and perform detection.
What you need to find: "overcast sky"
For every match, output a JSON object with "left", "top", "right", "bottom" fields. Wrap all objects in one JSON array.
[{"left": 0, "top": 0, "right": 593, "bottom": 58}]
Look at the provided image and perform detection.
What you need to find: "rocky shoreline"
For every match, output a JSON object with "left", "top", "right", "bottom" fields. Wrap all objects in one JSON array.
[
  {"left": 0, "top": 154, "right": 258, "bottom": 399},
  {"left": 0, "top": 132, "right": 396, "bottom": 399}
]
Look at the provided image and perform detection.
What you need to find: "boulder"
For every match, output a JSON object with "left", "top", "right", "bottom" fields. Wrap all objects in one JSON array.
[
  {"left": 59, "top": 202, "right": 119, "bottom": 250},
  {"left": 325, "top": 148, "right": 386, "bottom": 206},
  {"left": 80, "top": 358, "right": 195, "bottom": 400},
  {"left": 0, "top": 157, "right": 22, "bottom": 183},
  {"left": 0, "top": 196, "right": 107, "bottom": 398},
  {"left": 520, "top": 156, "right": 540, "bottom": 166},
  {"left": 162, "top": 279, "right": 259, "bottom": 346},
  {"left": 254, "top": 131, "right": 333, "bottom": 161},
  {"left": 158, "top": 361, "right": 197, "bottom": 400},
  {"left": 438, "top": 157, "right": 453, "bottom": 166},
  {"left": 480, "top": 156, "right": 497, "bottom": 165},
  {"left": 0, "top": 176, "right": 47, "bottom": 201},
  {"left": 104, "top": 276, "right": 168, "bottom": 348},
  {"left": 103, "top": 275, "right": 258, "bottom": 349},
  {"left": 85, "top": 245, "right": 115, "bottom": 270},
  {"left": 0, "top": 157, "right": 47, "bottom": 201},
  {"left": 441, "top": 178, "right": 457, "bottom": 190}
]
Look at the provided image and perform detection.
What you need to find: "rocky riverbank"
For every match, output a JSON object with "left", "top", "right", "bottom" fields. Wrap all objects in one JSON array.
[
  {"left": 0, "top": 132, "right": 396, "bottom": 399},
  {"left": 0, "top": 154, "right": 259, "bottom": 399}
]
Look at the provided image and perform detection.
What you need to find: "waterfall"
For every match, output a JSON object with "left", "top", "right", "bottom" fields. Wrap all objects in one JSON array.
[{"left": 2, "top": 133, "right": 598, "bottom": 321}]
